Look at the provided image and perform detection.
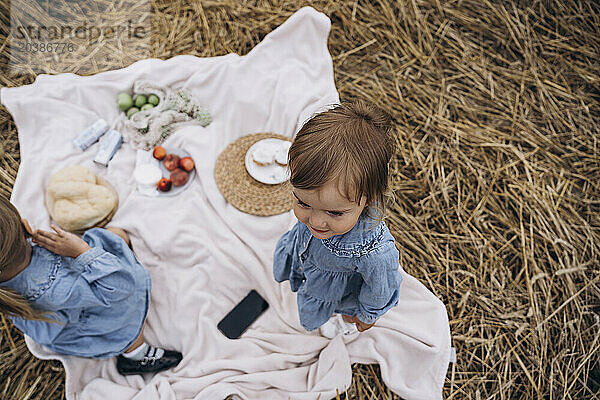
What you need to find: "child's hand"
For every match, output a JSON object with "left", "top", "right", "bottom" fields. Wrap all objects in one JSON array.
[
  {"left": 342, "top": 314, "right": 376, "bottom": 332},
  {"left": 33, "top": 225, "right": 91, "bottom": 258}
]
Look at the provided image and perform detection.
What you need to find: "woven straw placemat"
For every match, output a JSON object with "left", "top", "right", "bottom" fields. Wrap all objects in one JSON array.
[{"left": 215, "top": 132, "right": 293, "bottom": 216}]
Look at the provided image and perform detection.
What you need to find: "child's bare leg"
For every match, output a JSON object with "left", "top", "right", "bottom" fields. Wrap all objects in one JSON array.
[
  {"left": 342, "top": 314, "right": 357, "bottom": 323},
  {"left": 124, "top": 325, "right": 145, "bottom": 353},
  {"left": 106, "top": 227, "right": 131, "bottom": 247}
]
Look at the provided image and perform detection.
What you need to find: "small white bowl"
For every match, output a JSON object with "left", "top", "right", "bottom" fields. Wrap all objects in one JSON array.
[{"left": 134, "top": 163, "right": 162, "bottom": 195}]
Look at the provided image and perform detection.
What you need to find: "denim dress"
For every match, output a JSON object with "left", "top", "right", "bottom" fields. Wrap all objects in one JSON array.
[
  {"left": 273, "top": 213, "right": 402, "bottom": 331},
  {"left": 0, "top": 228, "right": 151, "bottom": 358}
]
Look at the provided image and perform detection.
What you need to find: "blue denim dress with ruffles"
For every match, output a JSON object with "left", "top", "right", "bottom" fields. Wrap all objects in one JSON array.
[
  {"left": 0, "top": 228, "right": 150, "bottom": 358},
  {"left": 273, "top": 213, "right": 402, "bottom": 331}
]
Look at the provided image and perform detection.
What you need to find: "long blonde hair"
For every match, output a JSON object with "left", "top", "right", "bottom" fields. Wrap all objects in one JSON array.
[{"left": 0, "top": 196, "right": 54, "bottom": 322}]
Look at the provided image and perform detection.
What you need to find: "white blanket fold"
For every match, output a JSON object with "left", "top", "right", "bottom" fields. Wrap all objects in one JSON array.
[{"left": 1, "top": 7, "right": 450, "bottom": 400}]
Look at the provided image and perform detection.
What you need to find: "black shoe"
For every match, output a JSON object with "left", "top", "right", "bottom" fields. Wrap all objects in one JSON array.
[{"left": 117, "top": 348, "right": 183, "bottom": 375}]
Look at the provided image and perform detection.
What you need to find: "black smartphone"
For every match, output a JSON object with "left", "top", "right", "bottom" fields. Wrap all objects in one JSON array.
[{"left": 217, "top": 290, "right": 269, "bottom": 339}]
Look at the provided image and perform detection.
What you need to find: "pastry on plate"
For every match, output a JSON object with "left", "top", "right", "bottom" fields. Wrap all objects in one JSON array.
[
  {"left": 274, "top": 140, "right": 291, "bottom": 166},
  {"left": 252, "top": 146, "right": 274, "bottom": 166},
  {"left": 274, "top": 147, "right": 289, "bottom": 166},
  {"left": 45, "top": 165, "right": 118, "bottom": 232}
]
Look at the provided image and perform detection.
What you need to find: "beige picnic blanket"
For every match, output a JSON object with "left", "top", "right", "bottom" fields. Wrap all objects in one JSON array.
[{"left": 1, "top": 7, "right": 451, "bottom": 400}]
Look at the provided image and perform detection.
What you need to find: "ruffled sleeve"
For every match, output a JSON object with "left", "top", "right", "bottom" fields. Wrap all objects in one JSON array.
[
  {"left": 273, "top": 221, "right": 305, "bottom": 292},
  {"left": 356, "top": 243, "right": 402, "bottom": 324}
]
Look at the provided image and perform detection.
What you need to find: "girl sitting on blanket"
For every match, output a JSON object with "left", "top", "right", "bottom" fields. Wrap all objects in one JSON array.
[
  {"left": 0, "top": 196, "right": 182, "bottom": 375},
  {"left": 273, "top": 101, "right": 403, "bottom": 338}
]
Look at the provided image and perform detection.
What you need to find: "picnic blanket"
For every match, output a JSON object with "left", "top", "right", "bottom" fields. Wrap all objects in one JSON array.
[{"left": 1, "top": 7, "right": 451, "bottom": 400}]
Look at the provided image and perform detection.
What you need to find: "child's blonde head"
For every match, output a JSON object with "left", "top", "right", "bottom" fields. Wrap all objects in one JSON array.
[
  {"left": 0, "top": 196, "right": 30, "bottom": 272},
  {"left": 288, "top": 101, "right": 395, "bottom": 221},
  {"left": 0, "top": 196, "right": 53, "bottom": 321}
]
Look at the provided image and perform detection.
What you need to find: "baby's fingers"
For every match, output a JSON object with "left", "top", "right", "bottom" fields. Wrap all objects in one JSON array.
[
  {"left": 32, "top": 233, "right": 58, "bottom": 252},
  {"left": 51, "top": 225, "right": 66, "bottom": 237},
  {"left": 34, "top": 228, "right": 59, "bottom": 242}
]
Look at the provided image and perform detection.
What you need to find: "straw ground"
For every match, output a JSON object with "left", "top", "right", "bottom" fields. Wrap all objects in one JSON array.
[{"left": 1, "top": 0, "right": 599, "bottom": 399}]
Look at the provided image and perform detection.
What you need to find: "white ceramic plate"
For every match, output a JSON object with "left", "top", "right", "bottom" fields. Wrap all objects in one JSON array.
[
  {"left": 157, "top": 147, "right": 196, "bottom": 196},
  {"left": 244, "top": 139, "right": 291, "bottom": 185}
]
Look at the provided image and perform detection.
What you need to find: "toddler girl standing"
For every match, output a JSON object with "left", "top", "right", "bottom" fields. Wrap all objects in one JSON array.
[
  {"left": 273, "top": 101, "right": 403, "bottom": 337},
  {"left": 0, "top": 196, "right": 182, "bottom": 375}
]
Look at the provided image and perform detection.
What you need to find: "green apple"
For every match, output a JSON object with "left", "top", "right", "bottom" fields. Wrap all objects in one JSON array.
[
  {"left": 134, "top": 94, "right": 147, "bottom": 108},
  {"left": 117, "top": 93, "right": 133, "bottom": 111},
  {"left": 148, "top": 94, "right": 159, "bottom": 106},
  {"left": 141, "top": 103, "right": 154, "bottom": 111},
  {"left": 127, "top": 107, "right": 140, "bottom": 118}
]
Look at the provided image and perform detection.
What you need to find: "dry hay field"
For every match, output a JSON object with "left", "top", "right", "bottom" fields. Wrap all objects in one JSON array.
[{"left": 0, "top": 1, "right": 599, "bottom": 399}]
